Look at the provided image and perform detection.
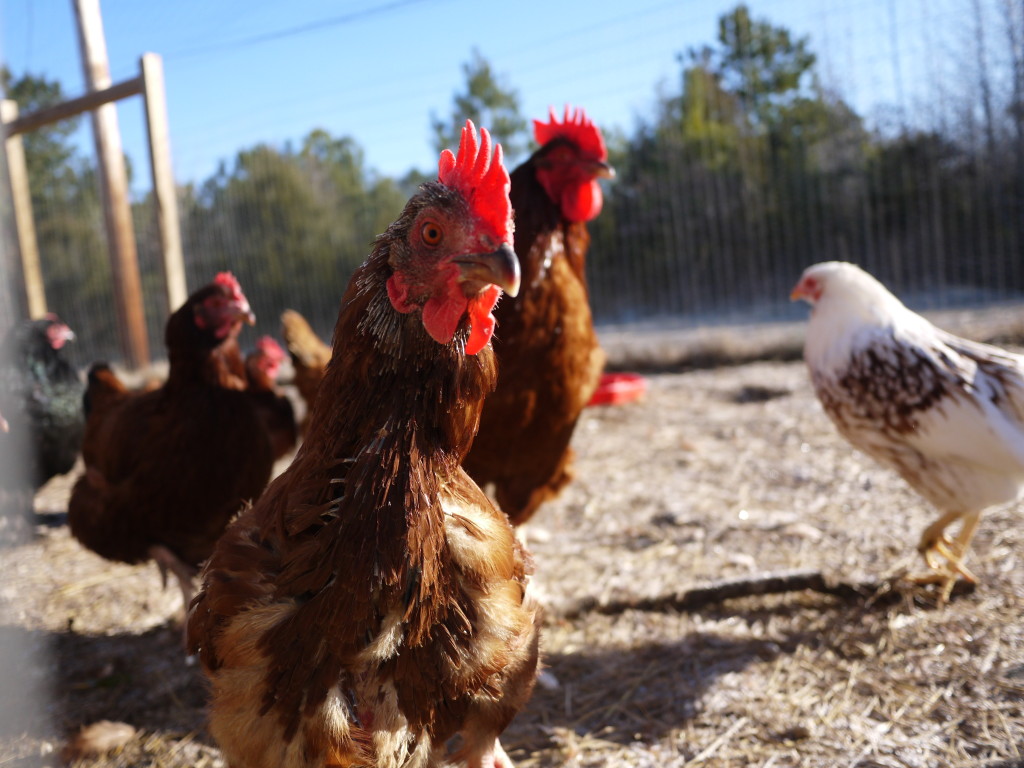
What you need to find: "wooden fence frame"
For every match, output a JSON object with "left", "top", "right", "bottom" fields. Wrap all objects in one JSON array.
[{"left": 1, "top": 51, "right": 185, "bottom": 368}]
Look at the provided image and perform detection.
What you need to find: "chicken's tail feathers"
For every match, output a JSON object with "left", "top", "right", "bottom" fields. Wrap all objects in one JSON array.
[{"left": 280, "top": 310, "right": 331, "bottom": 368}]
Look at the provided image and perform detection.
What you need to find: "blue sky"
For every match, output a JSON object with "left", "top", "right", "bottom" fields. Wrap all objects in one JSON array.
[{"left": 0, "top": 0, "right": 969, "bottom": 192}]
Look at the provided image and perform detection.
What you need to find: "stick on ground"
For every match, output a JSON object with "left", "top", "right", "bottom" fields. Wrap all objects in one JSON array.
[{"left": 553, "top": 569, "right": 975, "bottom": 620}]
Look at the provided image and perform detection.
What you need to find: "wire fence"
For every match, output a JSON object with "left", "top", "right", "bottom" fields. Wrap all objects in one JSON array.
[{"left": 1, "top": 0, "right": 1022, "bottom": 369}]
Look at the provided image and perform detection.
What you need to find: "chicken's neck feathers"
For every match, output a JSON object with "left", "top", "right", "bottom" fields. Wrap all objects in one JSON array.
[
  {"left": 276, "top": 248, "right": 494, "bottom": 599},
  {"left": 256, "top": 248, "right": 494, "bottom": 732},
  {"left": 805, "top": 285, "right": 930, "bottom": 377},
  {"left": 307, "top": 254, "right": 494, "bottom": 465}
]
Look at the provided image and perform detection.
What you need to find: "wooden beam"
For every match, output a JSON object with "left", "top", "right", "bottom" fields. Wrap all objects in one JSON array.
[
  {"left": 1, "top": 100, "right": 47, "bottom": 319},
  {"left": 74, "top": 0, "right": 149, "bottom": 368},
  {"left": 2, "top": 76, "right": 141, "bottom": 138},
  {"left": 140, "top": 53, "right": 187, "bottom": 312}
]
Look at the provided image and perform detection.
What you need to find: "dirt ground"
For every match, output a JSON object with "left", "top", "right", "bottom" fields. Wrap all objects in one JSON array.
[{"left": 2, "top": 318, "right": 1024, "bottom": 767}]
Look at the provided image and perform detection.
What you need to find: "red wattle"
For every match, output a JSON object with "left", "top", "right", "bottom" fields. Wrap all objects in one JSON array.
[
  {"left": 562, "top": 180, "right": 603, "bottom": 222},
  {"left": 421, "top": 289, "right": 466, "bottom": 345},
  {"left": 389, "top": 269, "right": 502, "bottom": 353},
  {"left": 465, "top": 284, "right": 502, "bottom": 355}
]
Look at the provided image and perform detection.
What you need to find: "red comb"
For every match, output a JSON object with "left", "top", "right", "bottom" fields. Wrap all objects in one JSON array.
[
  {"left": 256, "top": 335, "right": 285, "bottom": 362},
  {"left": 214, "top": 271, "right": 246, "bottom": 302},
  {"left": 437, "top": 120, "right": 512, "bottom": 244},
  {"left": 533, "top": 105, "right": 607, "bottom": 161}
]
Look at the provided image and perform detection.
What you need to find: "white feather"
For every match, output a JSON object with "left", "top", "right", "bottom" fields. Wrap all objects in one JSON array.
[{"left": 796, "top": 261, "right": 1024, "bottom": 514}]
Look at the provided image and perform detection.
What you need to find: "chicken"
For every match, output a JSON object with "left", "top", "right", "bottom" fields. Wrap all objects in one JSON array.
[
  {"left": 792, "top": 260, "right": 1024, "bottom": 599},
  {"left": 245, "top": 336, "right": 298, "bottom": 461},
  {"left": 68, "top": 272, "right": 274, "bottom": 612},
  {"left": 188, "top": 122, "right": 539, "bottom": 768},
  {"left": 0, "top": 315, "right": 84, "bottom": 529},
  {"left": 280, "top": 308, "right": 332, "bottom": 428},
  {"left": 462, "top": 105, "right": 612, "bottom": 526}
]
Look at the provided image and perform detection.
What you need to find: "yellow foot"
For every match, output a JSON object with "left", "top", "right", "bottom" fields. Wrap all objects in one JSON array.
[
  {"left": 906, "top": 569, "right": 976, "bottom": 603},
  {"left": 918, "top": 536, "right": 978, "bottom": 585}
]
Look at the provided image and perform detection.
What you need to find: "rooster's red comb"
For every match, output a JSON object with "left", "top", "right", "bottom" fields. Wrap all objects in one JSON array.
[
  {"left": 533, "top": 105, "right": 607, "bottom": 162},
  {"left": 437, "top": 120, "right": 512, "bottom": 244},
  {"left": 255, "top": 335, "right": 285, "bottom": 362},
  {"left": 213, "top": 271, "right": 246, "bottom": 302}
]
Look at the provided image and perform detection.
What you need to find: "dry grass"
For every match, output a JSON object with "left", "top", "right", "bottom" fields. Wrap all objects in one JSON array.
[{"left": 2, "top": 315, "right": 1024, "bottom": 767}]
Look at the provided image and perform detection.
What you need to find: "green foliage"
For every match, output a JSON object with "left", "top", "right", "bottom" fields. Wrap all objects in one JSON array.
[
  {"left": 715, "top": 3, "right": 817, "bottom": 129},
  {"left": 431, "top": 49, "right": 529, "bottom": 163},
  {"left": 6, "top": 3, "right": 1023, "bottom": 364},
  {"left": 0, "top": 67, "right": 80, "bottom": 208},
  {"left": 589, "top": 21, "right": 845, "bottom": 319},
  {"left": 0, "top": 69, "right": 113, "bottom": 364},
  {"left": 180, "top": 129, "right": 406, "bottom": 339}
]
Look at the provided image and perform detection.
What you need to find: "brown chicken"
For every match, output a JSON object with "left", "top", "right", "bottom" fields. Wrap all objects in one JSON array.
[
  {"left": 280, "top": 308, "right": 332, "bottom": 427},
  {"left": 68, "top": 273, "right": 274, "bottom": 611},
  {"left": 245, "top": 336, "right": 298, "bottom": 461},
  {"left": 462, "top": 105, "right": 612, "bottom": 525},
  {"left": 188, "top": 122, "right": 539, "bottom": 768}
]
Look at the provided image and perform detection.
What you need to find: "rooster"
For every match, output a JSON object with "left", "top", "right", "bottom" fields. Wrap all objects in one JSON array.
[
  {"left": 0, "top": 315, "right": 84, "bottom": 529},
  {"left": 792, "top": 260, "right": 1024, "bottom": 599},
  {"left": 280, "top": 308, "right": 332, "bottom": 429},
  {"left": 245, "top": 336, "right": 298, "bottom": 461},
  {"left": 188, "top": 122, "right": 539, "bottom": 768},
  {"left": 68, "top": 273, "right": 274, "bottom": 613},
  {"left": 462, "top": 105, "right": 612, "bottom": 526}
]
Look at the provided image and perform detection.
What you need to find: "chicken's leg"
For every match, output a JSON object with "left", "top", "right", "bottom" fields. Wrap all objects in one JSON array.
[
  {"left": 466, "top": 738, "right": 512, "bottom": 768},
  {"left": 148, "top": 544, "right": 197, "bottom": 647},
  {"left": 914, "top": 509, "right": 981, "bottom": 600}
]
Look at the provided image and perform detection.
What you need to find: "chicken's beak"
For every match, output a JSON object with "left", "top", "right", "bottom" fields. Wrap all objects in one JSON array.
[
  {"left": 232, "top": 301, "right": 257, "bottom": 326},
  {"left": 456, "top": 243, "right": 521, "bottom": 298},
  {"left": 591, "top": 159, "right": 615, "bottom": 180},
  {"left": 790, "top": 276, "right": 820, "bottom": 303},
  {"left": 790, "top": 276, "right": 809, "bottom": 302}
]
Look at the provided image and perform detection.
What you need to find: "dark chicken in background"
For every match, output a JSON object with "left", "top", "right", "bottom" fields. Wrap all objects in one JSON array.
[
  {"left": 280, "top": 308, "right": 331, "bottom": 429},
  {"left": 463, "top": 105, "right": 612, "bottom": 526},
  {"left": 68, "top": 273, "right": 274, "bottom": 614},
  {"left": 0, "top": 315, "right": 84, "bottom": 531},
  {"left": 188, "top": 122, "right": 539, "bottom": 768},
  {"left": 245, "top": 335, "right": 298, "bottom": 461}
]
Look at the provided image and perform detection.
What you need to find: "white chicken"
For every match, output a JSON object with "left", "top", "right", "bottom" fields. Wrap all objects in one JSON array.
[{"left": 792, "top": 261, "right": 1024, "bottom": 599}]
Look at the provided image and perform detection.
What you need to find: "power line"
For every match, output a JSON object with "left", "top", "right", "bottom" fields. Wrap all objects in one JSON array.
[{"left": 163, "top": 0, "right": 436, "bottom": 61}]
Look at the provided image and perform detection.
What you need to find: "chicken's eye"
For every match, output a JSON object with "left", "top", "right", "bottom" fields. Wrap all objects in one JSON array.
[{"left": 420, "top": 221, "right": 443, "bottom": 247}]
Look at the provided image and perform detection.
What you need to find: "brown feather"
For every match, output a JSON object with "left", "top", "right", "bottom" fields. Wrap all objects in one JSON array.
[
  {"left": 462, "top": 144, "right": 607, "bottom": 525},
  {"left": 189, "top": 182, "right": 539, "bottom": 768},
  {"left": 68, "top": 279, "right": 274, "bottom": 569}
]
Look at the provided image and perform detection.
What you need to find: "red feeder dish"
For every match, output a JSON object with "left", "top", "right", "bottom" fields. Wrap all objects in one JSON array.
[{"left": 588, "top": 372, "right": 647, "bottom": 406}]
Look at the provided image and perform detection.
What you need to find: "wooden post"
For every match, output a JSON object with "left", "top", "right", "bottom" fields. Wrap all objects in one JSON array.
[
  {"left": 1, "top": 100, "right": 47, "bottom": 319},
  {"left": 140, "top": 53, "right": 187, "bottom": 313},
  {"left": 73, "top": 0, "right": 149, "bottom": 368}
]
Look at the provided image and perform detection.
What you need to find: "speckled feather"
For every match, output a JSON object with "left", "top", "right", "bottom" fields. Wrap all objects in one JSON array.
[{"left": 799, "top": 261, "right": 1024, "bottom": 517}]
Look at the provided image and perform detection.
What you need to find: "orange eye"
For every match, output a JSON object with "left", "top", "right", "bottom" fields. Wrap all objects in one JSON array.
[{"left": 420, "top": 221, "right": 443, "bottom": 247}]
